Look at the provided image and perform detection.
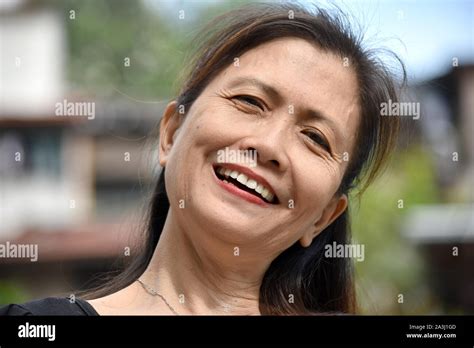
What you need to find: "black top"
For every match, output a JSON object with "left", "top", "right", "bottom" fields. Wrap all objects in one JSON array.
[{"left": 0, "top": 297, "right": 99, "bottom": 316}]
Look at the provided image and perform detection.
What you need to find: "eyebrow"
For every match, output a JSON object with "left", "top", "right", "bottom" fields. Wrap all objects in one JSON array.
[
  {"left": 227, "top": 76, "right": 283, "bottom": 104},
  {"left": 226, "top": 76, "right": 344, "bottom": 142}
]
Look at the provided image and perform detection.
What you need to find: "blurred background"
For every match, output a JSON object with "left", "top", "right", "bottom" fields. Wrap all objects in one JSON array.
[{"left": 0, "top": 0, "right": 472, "bottom": 314}]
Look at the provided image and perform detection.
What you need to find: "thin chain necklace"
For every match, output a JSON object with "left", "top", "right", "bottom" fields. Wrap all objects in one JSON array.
[{"left": 137, "top": 278, "right": 179, "bottom": 315}]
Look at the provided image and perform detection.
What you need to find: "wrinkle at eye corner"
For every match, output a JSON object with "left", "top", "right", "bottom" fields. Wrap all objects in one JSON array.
[
  {"left": 332, "top": 151, "right": 344, "bottom": 164},
  {"left": 215, "top": 89, "right": 232, "bottom": 100},
  {"left": 319, "top": 149, "right": 342, "bottom": 165},
  {"left": 319, "top": 151, "right": 345, "bottom": 178}
]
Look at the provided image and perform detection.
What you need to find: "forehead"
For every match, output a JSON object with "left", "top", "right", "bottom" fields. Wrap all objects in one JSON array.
[
  {"left": 207, "top": 37, "right": 360, "bottom": 148},
  {"left": 221, "top": 37, "right": 358, "bottom": 97}
]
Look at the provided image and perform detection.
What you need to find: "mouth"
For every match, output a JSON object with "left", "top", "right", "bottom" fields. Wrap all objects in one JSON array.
[{"left": 212, "top": 164, "right": 279, "bottom": 205}]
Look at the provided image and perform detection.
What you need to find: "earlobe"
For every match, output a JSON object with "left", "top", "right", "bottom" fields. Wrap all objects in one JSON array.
[
  {"left": 299, "top": 194, "right": 348, "bottom": 248},
  {"left": 159, "top": 101, "right": 181, "bottom": 167},
  {"left": 299, "top": 234, "right": 313, "bottom": 248}
]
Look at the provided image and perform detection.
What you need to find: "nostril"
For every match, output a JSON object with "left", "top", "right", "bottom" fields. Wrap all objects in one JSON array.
[
  {"left": 270, "top": 159, "right": 279, "bottom": 167},
  {"left": 245, "top": 147, "right": 280, "bottom": 168}
]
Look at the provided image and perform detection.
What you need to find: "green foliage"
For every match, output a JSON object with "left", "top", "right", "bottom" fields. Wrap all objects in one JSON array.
[
  {"left": 352, "top": 146, "right": 441, "bottom": 314},
  {"left": 0, "top": 281, "right": 29, "bottom": 305},
  {"left": 61, "top": 0, "right": 189, "bottom": 99},
  {"left": 59, "top": 0, "right": 252, "bottom": 100}
]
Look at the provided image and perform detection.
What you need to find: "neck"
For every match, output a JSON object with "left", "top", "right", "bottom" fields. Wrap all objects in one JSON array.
[{"left": 141, "top": 209, "right": 267, "bottom": 315}]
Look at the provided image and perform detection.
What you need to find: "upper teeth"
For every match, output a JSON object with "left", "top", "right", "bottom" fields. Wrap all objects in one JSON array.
[{"left": 217, "top": 167, "right": 275, "bottom": 202}]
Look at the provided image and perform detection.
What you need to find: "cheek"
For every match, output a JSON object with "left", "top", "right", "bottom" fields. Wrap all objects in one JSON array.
[
  {"left": 185, "top": 101, "right": 252, "bottom": 154},
  {"left": 165, "top": 141, "right": 190, "bottom": 203},
  {"left": 293, "top": 160, "right": 341, "bottom": 214},
  {"left": 162, "top": 121, "right": 204, "bottom": 205},
  {"left": 163, "top": 104, "right": 235, "bottom": 200}
]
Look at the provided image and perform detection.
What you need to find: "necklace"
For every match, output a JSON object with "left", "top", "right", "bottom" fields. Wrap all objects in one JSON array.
[{"left": 137, "top": 278, "right": 179, "bottom": 315}]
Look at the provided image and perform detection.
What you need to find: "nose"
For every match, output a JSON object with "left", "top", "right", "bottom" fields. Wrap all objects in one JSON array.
[{"left": 238, "top": 118, "right": 290, "bottom": 172}]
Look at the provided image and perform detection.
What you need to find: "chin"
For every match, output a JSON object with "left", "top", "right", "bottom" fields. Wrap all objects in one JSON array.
[{"left": 186, "top": 200, "right": 272, "bottom": 245}]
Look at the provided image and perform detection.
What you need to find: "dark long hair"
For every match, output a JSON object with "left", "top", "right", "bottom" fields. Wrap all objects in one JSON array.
[{"left": 84, "top": 2, "right": 405, "bottom": 315}]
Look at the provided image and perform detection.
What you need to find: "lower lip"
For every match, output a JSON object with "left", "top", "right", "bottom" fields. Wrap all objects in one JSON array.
[{"left": 212, "top": 167, "right": 269, "bottom": 207}]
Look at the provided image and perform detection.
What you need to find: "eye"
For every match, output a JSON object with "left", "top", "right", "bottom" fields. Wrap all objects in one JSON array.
[
  {"left": 233, "top": 95, "right": 265, "bottom": 111},
  {"left": 302, "top": 130, "right": 331, "bottom": 152}
]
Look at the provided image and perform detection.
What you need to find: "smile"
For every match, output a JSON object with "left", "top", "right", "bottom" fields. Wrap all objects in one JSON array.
[{"left": 213, "top": 164, "right": 278, "bottom": 205}]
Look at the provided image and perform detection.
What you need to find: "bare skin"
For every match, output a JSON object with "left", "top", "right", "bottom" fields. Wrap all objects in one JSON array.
[{"left": 89, "top": 37, "right": 360, "bottom": 315}]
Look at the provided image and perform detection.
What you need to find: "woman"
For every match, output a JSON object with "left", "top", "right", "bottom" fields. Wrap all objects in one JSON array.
[{"left": 1, "top": 2, "right": 404, "bottom": 316}]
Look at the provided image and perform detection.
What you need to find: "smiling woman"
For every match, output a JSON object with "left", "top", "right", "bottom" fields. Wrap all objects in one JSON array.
[{"left": 1, "top": 2, "right": 405, "bottom": 316}]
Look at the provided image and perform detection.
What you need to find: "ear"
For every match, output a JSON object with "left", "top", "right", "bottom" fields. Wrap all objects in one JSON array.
[
  {"left": 159, "top": 101, "right": 181, "bottom": 167},
  {"left": 299, "top": 194, "right": 348, "bottom": 248}
]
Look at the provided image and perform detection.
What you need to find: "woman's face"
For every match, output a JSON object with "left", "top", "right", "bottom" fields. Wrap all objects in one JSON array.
[{"left": 160, "top": 37, "right": 360, "bottom": 258}]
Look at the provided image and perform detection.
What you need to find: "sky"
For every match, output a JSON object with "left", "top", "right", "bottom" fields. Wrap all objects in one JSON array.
[{"left": 316, "top": 0, "right": 474, "bottom": 81}]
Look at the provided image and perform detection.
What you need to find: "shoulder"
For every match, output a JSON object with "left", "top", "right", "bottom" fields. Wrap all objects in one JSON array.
[{"left": 0, "top": 297, "right": 99, "bottom": 316}]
